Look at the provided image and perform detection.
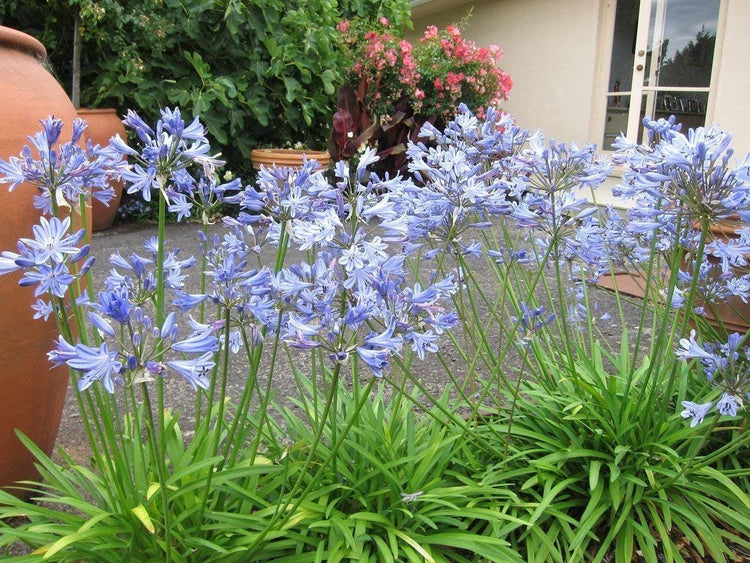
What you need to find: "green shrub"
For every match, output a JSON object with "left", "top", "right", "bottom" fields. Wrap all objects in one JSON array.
[{"left": 0, "top": 0, "right": 412, "bottom": 177}]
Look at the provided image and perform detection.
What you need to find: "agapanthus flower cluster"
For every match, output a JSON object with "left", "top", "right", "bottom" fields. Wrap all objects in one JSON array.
[
  {"left": 226, "top": 157, "right": 342, "bottom": 249},
  {"left": 111, "top": 107, "right": 224, "bottom": 206},
  {"left": 402, "top": 105, "right": 611, "bottom": 282},
  {"left": 223, "top": 149, "right": 459, "bottom": 377},
  {"left": 49, "top": 233, "right": 220, "bottom": 393},
  {"left": 513, "top": 302, "right": 556, "bottom": 344},
  {"left": 677, "top": 330, "right": 749, "bottom": 425},
  {"left": 401, "top": 107, "right": 524, "bottom": 246},
  {"left": 167, "top": 165, "right": 241, "bottom": 224},
  {"left": 194, "top": 227, "right": 276, "bottom": 353},
  {"left": 613, "top": 116, "right": 750, "bottom": 246},
  {"left": 0, "top": 215, "right": 92, "bottom": 308},
  {"left": 612, "top": 117, "right": 750, "bottom": 312},
  {"left": 512, "top": 132, "right": 611, "bottom": 275},
  {"left": 402, "top": 105, "right": 619, "bottom": 339},
  {"left": 0, "top": 116, "right": 125, "bottom": 214},
  {"left": 50, "top": 310, "right": 219, "bottom": 393},
  {"left": 0, "top": 109, "right": 235, "bottom": 396},
  {"left": 275, "top": 249, "right": 458, "bottom": 375}
]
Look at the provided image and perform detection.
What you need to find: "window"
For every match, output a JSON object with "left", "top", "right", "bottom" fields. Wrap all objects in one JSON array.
[{"left": 602, "top": 0, "right": 721, "bottom": 148}]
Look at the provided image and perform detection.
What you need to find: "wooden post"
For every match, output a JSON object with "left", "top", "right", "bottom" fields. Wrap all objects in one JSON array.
[{"left": 72, "top": 5, "right": 81, "bottom": 109}]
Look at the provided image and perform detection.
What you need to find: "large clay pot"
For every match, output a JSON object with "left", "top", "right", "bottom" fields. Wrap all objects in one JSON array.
[
  {"left": 251, "top": 148, "right": 331, "bottom": 172},
  {"left": 0, "top": 26, "right": 82, "bottom": 494},
  {"left": 78, "top": 108, "right": 126, "bottom": 231}
]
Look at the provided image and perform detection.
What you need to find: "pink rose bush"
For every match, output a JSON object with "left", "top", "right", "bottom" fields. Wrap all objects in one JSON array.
[
  {"left": 414, "top": 24, "right": 512, "bottom": 120},
  {"left": 337, "top": 19, "right": 511, "bottom": 120},
  {"left": 332, "top": 18, "right": 512, "bottom": 176}
]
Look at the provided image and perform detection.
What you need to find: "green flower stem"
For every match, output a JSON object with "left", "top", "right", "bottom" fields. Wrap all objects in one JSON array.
[
  {"left": 150, "top": 184, "right": 172, "bottom": 559},
  {"left": 195, "top": 307, "right": 232, "bottom": 525},
  {"left": 643, "top": 219, "right": 707, "bottom": 419},
  {"left": 140, "top": 382, "right": 172, "bottom": 563},
  {"left": 155, "top": 186, "right": 167, "bottom": 388},
  {"left": 503, "top": 343, "right": 532, "bottom": 460},
  {"left": 385, "top": 360, "right": 496, "bottom": 454},
  {"left": 194, "top": 223, "right": 210, "bottom": 426},
  {"left": 620, "top": 224, "right": 665, "bottom": 400},
  {"left": 223, "top": 325, "right": 261, "bottom": 467},
  {"left": 247, "top": 314, "right": 285, "bottom": 463},
  {"left": 205, "top": 302, "right": 224, "bottom": 416},
  {"left": 224, "top": 222, "right": 292, "bottom": 471},
  {"left": 52, "top": 199, "right": 135, "bottom": 508},
  {"left": 689, "top": 422, "right": 750, "bottom": 471},
  {"left": 52, "top": 297, "right": 105, "bottom": 465},
  {"left": 214, "top": 307, "right": 232, "bottom": 444}
]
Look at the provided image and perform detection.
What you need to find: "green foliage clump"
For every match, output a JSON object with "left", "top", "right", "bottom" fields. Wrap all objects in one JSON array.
[{"left": 472, "top": 341, "right": 750, "bottom": 562}]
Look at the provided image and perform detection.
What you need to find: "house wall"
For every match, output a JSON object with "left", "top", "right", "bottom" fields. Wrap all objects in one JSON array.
[
  {"left": 411, "top": 0, "right": 603, "bottom": 144},
  {"left": 411, "top": 0, "right": 750, "bottom": 158},
  {"left": 711, "top": 0, "right": 750, "bottom": 156}
]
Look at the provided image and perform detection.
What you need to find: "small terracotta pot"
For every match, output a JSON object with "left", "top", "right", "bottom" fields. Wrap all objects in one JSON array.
[
  {"left": 77, "top": 108, "right": 126, "bottom": 231},
  {"left": 695, "top": 217, "right": 750, "bottom": 334},
  {"left": 251, "top": 148, "right": 331, "bottom": 171},
  {"left": 597, "top": 217, "right": 750, "bottom": 335},
  {"left": 0, "top": 26, "right": 82, "bottom": 495}
]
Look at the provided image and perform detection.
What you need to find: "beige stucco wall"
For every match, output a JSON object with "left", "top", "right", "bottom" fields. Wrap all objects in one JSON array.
[
  {"left": 411, "top": 0, "right": 603, "bottom": 144},
  {"left": 710, "top": 0, "right": 750, "bottom": 157},
  {"left": 411, "top": 0, "right": 750, "bottom": 158}
]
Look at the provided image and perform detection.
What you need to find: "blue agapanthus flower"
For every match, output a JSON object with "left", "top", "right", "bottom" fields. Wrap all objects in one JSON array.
[
  {"left": 0, "top": 215, "right": 91, "bottom": 300},
  {"left": 608, "top": 117, "right": 750, "bottom": 321},
  {"left": 677, "top": 330, "right": 748, "bottom": 424},
  {"left": 0, "top": 116, "right": 125, "bottom": 213},
  {"left": 66, "top": 342, "right": 124, "bottom": 393},
  {"left": 113, "top": 108, "right": 224, "bottom": 209}
]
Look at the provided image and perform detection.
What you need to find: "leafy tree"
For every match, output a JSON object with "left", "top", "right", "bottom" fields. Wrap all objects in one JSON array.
[{"left": 658, "top": 28, "right": 716, "bottom": 87}]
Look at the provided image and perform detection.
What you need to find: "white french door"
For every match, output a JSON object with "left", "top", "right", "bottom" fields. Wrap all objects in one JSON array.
[{"left": 602, "top": 0, "right": 721, "bottom": 148}]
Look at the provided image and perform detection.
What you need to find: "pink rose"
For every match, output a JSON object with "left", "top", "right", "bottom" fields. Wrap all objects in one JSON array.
[
  {"left": 422, "top": 25, "right": 438, "bottom": 40},
  {"left": 489, "top": 44, "right": 503, "bottom": 58}
]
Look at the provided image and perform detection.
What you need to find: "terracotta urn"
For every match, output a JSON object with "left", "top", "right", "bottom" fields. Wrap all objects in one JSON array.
[
  {"left": 77, "top": 108, "right": 126, "bottom": 231},
  {"left": 0, "top": 26, "right": 82, "bottom": 495},
  {"left": 250, "top": 148, "right": 331, "bottom": 172}
]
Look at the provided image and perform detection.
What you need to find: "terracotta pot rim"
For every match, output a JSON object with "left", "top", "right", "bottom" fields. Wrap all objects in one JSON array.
[
  {"left": 77, "top": 107, "right": 120, "bottom": 116},
  {"left": 251, "top": 148, "right": 330, "bottom": 157},
  {"left": 0, "top": 26, "right": 46, "bottom": 62}
]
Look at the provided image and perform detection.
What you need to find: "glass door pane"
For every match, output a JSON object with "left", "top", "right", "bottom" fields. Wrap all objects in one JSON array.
[
  {"left": 602, "top": 0, "right": 720, "bottom": 148},
  {"left": 603, "top": 0, "right": 639, "bottom": 148},
  {"left": 643, "top": 0, "right": 719, "bottom": 89}
]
